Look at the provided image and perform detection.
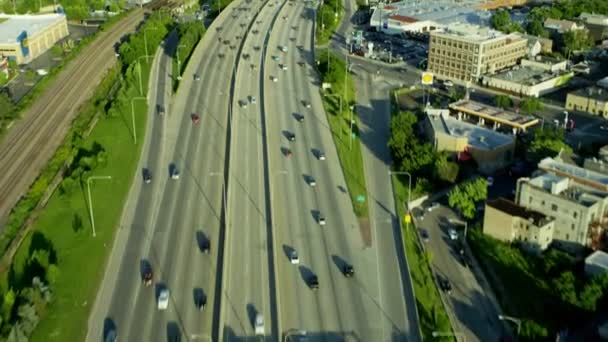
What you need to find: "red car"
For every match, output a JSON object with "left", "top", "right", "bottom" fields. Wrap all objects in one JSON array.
[{"left": 191, "top": 114, "right": 200, "bottom": 124}]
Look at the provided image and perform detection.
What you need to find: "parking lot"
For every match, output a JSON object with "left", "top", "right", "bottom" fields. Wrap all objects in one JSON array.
[{"left": 349, "top": 30, "right": 428, "bottom": 67}]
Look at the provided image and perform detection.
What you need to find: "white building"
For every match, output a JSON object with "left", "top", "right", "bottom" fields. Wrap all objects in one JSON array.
[
  {"left": 369, "top": 0, "right": 492, "bottom": 35},
  {"left": 0, "top": 14, "right": 68, "bottom": 64}
]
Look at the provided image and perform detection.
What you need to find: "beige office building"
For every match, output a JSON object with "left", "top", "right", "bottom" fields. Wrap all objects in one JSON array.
[
  {"left": 483, "top": 198, "right": 555, "bottom": 253},
  {"left": 0, "top": 14, "right": 68, "bottom": 64},
  {"left": 565, "top": 86, "right": 608, "bottom": 118},
  {"left": 427, "top": 23, "right": 528, "bottom": 82}
]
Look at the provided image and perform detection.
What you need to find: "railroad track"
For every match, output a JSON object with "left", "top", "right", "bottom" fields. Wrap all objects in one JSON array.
[{"left": 0, "top": 8, "right": 145, "bottom": 228}]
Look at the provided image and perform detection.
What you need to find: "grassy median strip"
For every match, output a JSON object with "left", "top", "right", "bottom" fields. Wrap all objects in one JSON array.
[{"left": 316, "top": 50, "right": 368, "bottom": 218}]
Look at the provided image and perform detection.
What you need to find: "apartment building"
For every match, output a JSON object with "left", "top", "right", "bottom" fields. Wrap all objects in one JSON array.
[
  {"left": 515, "top": 158, "right": 608, "bottom": 252},
  {"left": 427, "top": 23, "right": 528, "bottom": 82},
  {"left": 483, "top": 198, "right": 555, "bottom": 253}
]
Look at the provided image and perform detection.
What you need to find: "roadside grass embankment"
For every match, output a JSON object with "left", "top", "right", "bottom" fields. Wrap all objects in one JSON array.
[
  {"left": 315, "top": 0, "right": 343, "bottom": 45},
  {"left": 389, "top": 87, "right": 453, "bottom": 341},
  {"left": 0, "top": 12, "right": 172, "bottom": 341},
  {"left": 316, "top": 49, "right": 368, "bottom": 218},
  {"left": 172, "top": 21, "right": 206, "bottom": 91}
]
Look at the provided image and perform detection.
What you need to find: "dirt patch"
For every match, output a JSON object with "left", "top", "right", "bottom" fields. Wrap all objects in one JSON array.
[{"left": 358, "top": 217, "right": 372, "bottom": 247}]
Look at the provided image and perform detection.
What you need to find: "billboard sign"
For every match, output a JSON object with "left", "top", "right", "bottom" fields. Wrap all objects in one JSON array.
[{"left": 421, "top": 72, "right": 433, "bottom": 85}]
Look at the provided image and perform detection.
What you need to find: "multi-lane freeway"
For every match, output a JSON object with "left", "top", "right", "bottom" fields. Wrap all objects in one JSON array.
[{"left": 87, "top": 0, "right": 421, "bottom": 341}]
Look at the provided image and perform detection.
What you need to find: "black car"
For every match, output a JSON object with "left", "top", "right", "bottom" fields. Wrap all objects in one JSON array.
[
  {"left": 286, "top": 131, "right": 296, "bottom": 141},
  {"left": 143, "top": 169, "right": 152, "bottom": 184},
  {"left": 295, "top": 114, "right": 304, "bottom": 122},
  {"left": 308, "top": 274, "right": 319, "bottom": 289},
  {"left": 201, "top": 238, "right": 210, "bottom": 254},
  {"left": 438, "top": 276, "right": 452, "bottom": 294},
  {"left": 342, "top": 264, "right": 354, "bottom": 277},
  {"left": 195, "top": 295, "right": 206, "bottom": 311}
]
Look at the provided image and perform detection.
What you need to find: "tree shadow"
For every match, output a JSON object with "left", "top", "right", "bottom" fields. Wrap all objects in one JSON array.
[{"left": 72, "top": 213, "right": 84, "bottom": 233}]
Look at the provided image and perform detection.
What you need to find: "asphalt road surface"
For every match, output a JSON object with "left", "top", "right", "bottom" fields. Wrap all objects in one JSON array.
[
  {"left": 355, "top": 70, "right": 422, "bottom": 342},
  {"left": 264, "top": 1, "right": 415, "bottom": 340},
  {"left": 0, "top": 9, "right": 144, "bottom": 228},
  {"left": 219, "top": 0, "right": 280, "bottom": 339},
  {"left": 416, "top": 204, "right": 505, "bottom": 342},
  {"left": 86, "top": 2, "right": 251, "bottom": 340}
]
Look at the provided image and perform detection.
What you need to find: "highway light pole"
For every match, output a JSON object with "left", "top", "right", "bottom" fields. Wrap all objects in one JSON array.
[
  {"left": 209, "top": 172, "right": 228, "bottom": 225},
  {"left": 144, "top": 27, "right": 158, "bottom": 62},
  {"left": 136, "top": 55, "right": 150, "bottom": 95},
  {"left": 389, "top": 171, "right": 411, "bottom": 213},
  {"left": 131, "top": 97, "right": 146, "bottom": 144},
  {"left": 432, "top": 331, "right": 465, "bottom": 342},
  {"left": 176, "top": 44, "right": 188, "bottom": 81},
  {"left": 499, "top": 314, "right": 522, "bottom": 338},
  {"left": 87, "top": 176, "right": 112, "bottom": 237}
]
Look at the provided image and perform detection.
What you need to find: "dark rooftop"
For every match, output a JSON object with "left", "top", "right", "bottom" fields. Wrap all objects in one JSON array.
[{"left": 487, "top": 198, "right": 551, "bottom": 226}]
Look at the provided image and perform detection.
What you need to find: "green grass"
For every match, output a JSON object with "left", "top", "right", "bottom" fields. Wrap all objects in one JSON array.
[
  {"left": 322, "top": 94, "right": 368, "bottom": 218},
  {"left": 4, "top": 62, "right": 151, "bottom": 342},
  {"left": 392, "top": 177, "right": 453, "bottom": 341},
  {"left": 315, "top": 2, "right": 343, "bottom": 46}
]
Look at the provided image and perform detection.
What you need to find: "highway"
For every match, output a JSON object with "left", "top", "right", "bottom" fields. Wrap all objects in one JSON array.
[
  {"left": 86, "top": 2, "right": 256, "bottom": 341},
  {"left": 265, "top": 1, "right": 413, "bottom": 340},
  {"left": 0, "top": 8, "right": 144, "bottom": 228},
  {"left": 220, "top": 0, "right": 280, "bottom": 339}
]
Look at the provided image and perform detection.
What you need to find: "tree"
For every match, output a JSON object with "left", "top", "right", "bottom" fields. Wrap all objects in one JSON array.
[
  {"left": 520, "top": 319, "right": 549, "bottom": 340},
  {"left": 490, "top": 9, "right": 523, "bottom": 33},
  {"left": 579, "top": 281, "right": 603, "bottom": 311},
  {"left": 434, "top": 153, "right": 459, "bottom": 183},
  {"left": 520, "top": 97, "right": 543, "bottom": 114},
  {"left": 529, "top": 128, "right": 572, "bottom": 161},
  {"left": 563, "top": 29, "right": 593, "bottom": 56},
  {"left": 526, "top": 17, "right": 549, "bottom": 38},
  {"left": 553, "top": 271, "right": 578, "bottom": 307},
  {"left": 494, "top": 95, "right": 513, "bottom": 109},
  {"left": 388, "top": 111, "right": 417, "bottom": 160},
  {"left": 448, "top": 178, "right": 488, "bottom": 219},
  {"left": 0, "top": 93, "right": 15, "bottom": 120}
]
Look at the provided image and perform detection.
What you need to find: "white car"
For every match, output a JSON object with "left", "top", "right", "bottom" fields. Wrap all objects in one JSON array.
[
  {"left": 317, "top": 151, "right": 326, "bottom": 160},
  {"left": 271, "top": 76, "right": 278, "bottom": 82},
  {"left": 254, "top": 313, "right": 264, "bottom": 335},
  {"left": 303, "top": 101, "right": 311, "bottom": 108},
  {"left": 308, "top": 177, "right": 316, "bottom": 187},
  {"left": 448, "top": 228, "right": 458, "bottom": 240},
  {"left": 250, "top": 96, "right": 256, "bottom": 104},
  {"left": 426, "top": 202, "right": 439, "bottom": 212},
  {"left": 318, "top": 216, "right": 326, "bottom": 226},
  {"left": 289, "top": 250, "right": 300, "bottom": 264},
  {"left": 280, "top": 64, "right": 288, "bottom": 71},
  {"left": 170, "top": 167, "right": 180, "bottom": 180},
  {"left": 158, "top": 289, "right": 169, "bottom": 310}
]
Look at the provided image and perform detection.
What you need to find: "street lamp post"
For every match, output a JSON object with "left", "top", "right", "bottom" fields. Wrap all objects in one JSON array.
[
  {"left": 209, "top": 172, "right": 228, "bottom": 224},
  {"left": 176, "top": 44, "right": 188, "bottom": 80},
  {"left": 136, "top": 55, "right": 151, "bottom": 96},
  {"left": 499, "top": 314, "right": 522, "bottom": 338},
  {"left": 283, "top": 329, "right": 307, "bottom": 342},
  {"left": 86, "top": 176, "right": 112, "bottom": 237},
  {"left": 323, "top": 93, "right": 343, "bottom": 137},
  {"left": 131, "top": 97, "right": 147, "bottom": 144},
  {"left": 389, "top": 171, "right": 412, "bottom": 213},
  {"left": 432, "top": 331, "right": 466, "bottom": 342}
]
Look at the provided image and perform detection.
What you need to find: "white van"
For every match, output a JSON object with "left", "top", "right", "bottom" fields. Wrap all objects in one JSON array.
[{"left": 254, "top": 313, "right": 264, "bottom": 335}]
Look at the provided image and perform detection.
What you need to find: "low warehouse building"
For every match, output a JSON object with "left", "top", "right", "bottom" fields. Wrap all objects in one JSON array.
[
  {"left": 0, "top": 13, "right": 69, "bottom": 64},
  {"left": 566, "top": 86, "right": 608, "bottom": 118}
]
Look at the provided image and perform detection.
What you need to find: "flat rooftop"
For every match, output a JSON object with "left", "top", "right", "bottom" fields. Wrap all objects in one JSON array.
[
  {"left": 586, "top": 250, "right": 608, "bottom": 269},
  {"left": 489, "top": 67, "right": 572, "bottom": 86},
  {"left": 449, "top": 99, "right": 539, "bottom": 130},
  {"left": 0, "top": 14, "right": 65, "bottom": 45},
  {"left": 528, "top": 173, "right": 606, "bottom": 207},
  {"left": 372, "top": 0, "right": 493, "bottom": 30},
  {"left": 569, "top": 86, "right": 608, "bottom": 102},
  {"left": 433, "top": 22, "right": 515, "bottom": 43},
  {"left": 539, "top": 157, "right": 608, "bottom": 191},
  {"left": 427, "top": 111, "right": 514, "bottom": 150},
  {"left": 487, "top": 197, "right": 552, "bottom": 227}
]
